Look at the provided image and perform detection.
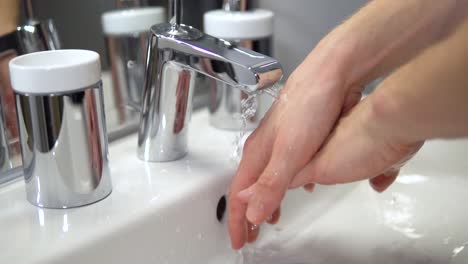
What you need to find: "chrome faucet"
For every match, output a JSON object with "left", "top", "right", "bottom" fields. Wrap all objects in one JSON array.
[{"left": 137, "top": 0, "right": 283, "bottom": 162}]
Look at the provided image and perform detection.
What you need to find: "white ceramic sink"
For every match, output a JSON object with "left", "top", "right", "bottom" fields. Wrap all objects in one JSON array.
[{"left": 0, "top": 110, "right": 467, "bottom": 264}]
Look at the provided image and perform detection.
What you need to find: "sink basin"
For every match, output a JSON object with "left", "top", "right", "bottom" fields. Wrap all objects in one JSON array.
[{"left": 0, "top": 110, "right": 467, "bottom": 264}]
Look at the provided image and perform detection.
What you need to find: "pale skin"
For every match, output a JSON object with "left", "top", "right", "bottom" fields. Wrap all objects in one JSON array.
[{"left": 229, "top": 0, "right": 468, "bottom": 249}]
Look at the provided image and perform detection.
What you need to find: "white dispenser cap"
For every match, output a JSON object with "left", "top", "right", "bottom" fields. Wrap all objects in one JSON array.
[
  {"left": 9, "top": 49, "right": 101, "bottom": 95},
  {"left": 204, "top": 9, "right": 274, "bottom": 40},
  {"left": 102, "top": 7, "right": 166, "bottom": 35}
]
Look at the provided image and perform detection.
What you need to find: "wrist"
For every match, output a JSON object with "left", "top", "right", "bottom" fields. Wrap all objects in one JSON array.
[
  {"left": 288, "top": 29, "right": 360, "bottom": 97},
  {"left": 363, "top": 85, "right": 423, "bottom": 146}
]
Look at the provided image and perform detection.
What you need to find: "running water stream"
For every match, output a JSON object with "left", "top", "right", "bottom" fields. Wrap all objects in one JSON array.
[
  {"left": 231, "top": 81, "right": 283, "bottom": 263},
  {"left": 231, "top": 82, "right": 283, "bottom": 163}
]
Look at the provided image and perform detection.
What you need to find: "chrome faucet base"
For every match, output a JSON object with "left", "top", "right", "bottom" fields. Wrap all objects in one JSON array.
[
  {"left": 138, "top": 22, "right": 282, "bottom": 162},
  {"left": 208, "top": 37, "right": 274, "bottom": 130}
]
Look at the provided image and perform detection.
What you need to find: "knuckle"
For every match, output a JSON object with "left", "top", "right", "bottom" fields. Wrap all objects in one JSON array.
[
  {"left": 229, "top": 200, "right": 245, "bottom": 218},
  {"left": 257, "top": 175, "right": 283, "bottom": 192},
  {"left": 368, "top": 90, "right": 401, "bottom": 125}
]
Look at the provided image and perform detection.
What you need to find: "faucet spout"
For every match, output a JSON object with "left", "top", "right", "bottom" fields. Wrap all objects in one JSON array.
[{"left": 138, "top": 23, "right": 283, "bottom": 162}]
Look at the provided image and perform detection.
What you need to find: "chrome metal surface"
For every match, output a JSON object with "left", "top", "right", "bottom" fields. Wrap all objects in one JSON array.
[
  {"left": 0, "top": 50, "right": 18, "bottom": 179},
  {"left": 0, "top": 20, "right": 60, "bottom": 184},
  {"left": 171, "top": 0, "right": 182, "bottom": 26},
  {"left": 105, "top": 33, "right": 146, "bottom": 133},
  {"left": 0, "top": 97, "right": 11, "bottom": 173},
  {"left": 223, "top": 0, "right": 247, "bottom": 12},
  {"left": 208, "top": 2, "right": 274, "bottom": 130},
  {"left": 15, "top": 84, "right": 112, "bottom": 208},
  {"left": 16, "top": 20, "right": 61, "bottom": 54},
  {"left": 138, "top": 18, "right": 282, "bottom": 162},
  {"left": 209, "top": 38, "right": 273, "bottom": 130},
  {"left": 23, "top": 0, "right": 35, "bottom": 23}
]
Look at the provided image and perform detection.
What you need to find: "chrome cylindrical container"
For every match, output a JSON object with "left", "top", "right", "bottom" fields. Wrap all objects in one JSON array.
[
  {"left": 102, "top": 7, "right": 165, "bottom": 131},
  {"left": 9, "top": 50, "right": 112, "bottom": 208},
  {"left": 0, "top": 20, "right": 61, "bottom": 182}
]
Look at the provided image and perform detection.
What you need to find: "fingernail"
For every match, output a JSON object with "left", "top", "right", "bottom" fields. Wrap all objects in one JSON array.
[
  {"left": 304, "top": 183, "right": 315, "bottom": 192},
  {"left": 231, "top": 241, "right": 243, "bottom": 250},
  {"left": 246, "top": 203, "right": 265, "bottom": 225},
  {"left": 369, "top": 179, "right": 386, "bottom": 193},
  {"left": 237, "top": 188, "right": 254, "bottom": 202}
]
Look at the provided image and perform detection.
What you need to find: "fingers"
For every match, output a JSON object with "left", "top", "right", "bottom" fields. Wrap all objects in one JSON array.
[
  {"left": 228, "top": 128, "right": 273, "bottom": 249},
  {"left": 242, "top": 164, "right": 290, "bottom": 225},
  {"left": 303, "top": 183, "right": 315, "bottom": 192},
  {"left": 290, "top": 99, "right": 422, "bottom": 189},
  {"left": 246, "top": 208, "right": 281, "bottom": 245},
  {"left": 342, "top": 90, "right": 363, "bottom": 114},
  {"left": 247, "top": 222, "right": 260, "bottom": 243},
  {"left": 267, "top": 207, "right": 281, "bottom": 225},
  {"left": 369, "top": 169, "right": 399, "bottom": 193}
]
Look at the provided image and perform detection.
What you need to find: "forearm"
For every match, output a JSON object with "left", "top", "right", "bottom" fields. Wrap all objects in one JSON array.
[
  {"left": 303, "top": 0, "right": 468, "bottom": 89},
  {"left": 0, "top": 0, "right": 20, "bottom": 35},
  {"left": 369, "top": 18, "right": 468, "bottom": 142}
]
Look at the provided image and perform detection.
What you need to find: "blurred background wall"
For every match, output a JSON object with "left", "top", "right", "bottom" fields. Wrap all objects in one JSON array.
[{"left": 29, "top": 0, "right": 367, "bottom": 75}]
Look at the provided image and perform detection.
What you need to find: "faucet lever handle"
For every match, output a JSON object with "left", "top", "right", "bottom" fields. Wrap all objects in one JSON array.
[{"left": 169, "top": 0, "right": 182, "bottom": 26}]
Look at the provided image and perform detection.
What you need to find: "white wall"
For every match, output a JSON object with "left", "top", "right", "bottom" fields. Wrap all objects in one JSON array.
[{"left": 257, "top": 0, "right": 367, "bottom": 76}]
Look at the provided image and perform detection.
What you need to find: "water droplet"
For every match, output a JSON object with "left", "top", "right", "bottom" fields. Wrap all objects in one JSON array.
[
  {"left": 453, "top": 245, "right": 465, "bottom": 257},
  {"left": 249, "top": 224, "right": 259, "bottom": 231},
  {"left": 232, "top": 81, "right": 283, "bottom": 163},
  {"left": 232, "top": 93, "right": 258, "bottom": 162},
  {"left": 262, "top": 81, "right": 283, "bottom": 100}
]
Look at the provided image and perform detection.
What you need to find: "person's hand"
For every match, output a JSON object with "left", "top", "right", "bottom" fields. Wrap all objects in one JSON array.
[
  {"left": 288, "top": 90, "right": 424, "bottom": 191},
  {"left": 227, "top": 0, "right": 468, "bottom": 251},
  {"left": 228, "top": 66, "right": 424, "bottom": 249},
  {"left": 228, "top": 48, "right": 365, "bottom": 249}
]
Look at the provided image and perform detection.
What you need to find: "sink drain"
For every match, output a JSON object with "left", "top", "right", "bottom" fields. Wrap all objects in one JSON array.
[{"left": 216, "top": 195, "right": 227, "bottom": 222}]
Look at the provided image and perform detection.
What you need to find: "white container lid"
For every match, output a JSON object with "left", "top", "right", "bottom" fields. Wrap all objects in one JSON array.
[
  {"left": 9, "top": 49, "right": 101, "bottom": 95},
  {"left": 102, "top": 7, "right": 166, "bottom": 35},
  {"left": 204, "top": 9, "right": 274, "bottom": 40}
]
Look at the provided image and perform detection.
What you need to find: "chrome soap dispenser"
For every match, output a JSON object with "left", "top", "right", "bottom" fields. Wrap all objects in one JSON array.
[{"left": 204, "top": 0, "right": 275, "bottom": 130}]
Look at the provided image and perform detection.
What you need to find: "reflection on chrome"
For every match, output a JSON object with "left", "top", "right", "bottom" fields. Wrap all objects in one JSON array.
[
  {"left": 16, "top": 85, "right": 112, "bottom": 208},
  {"left": 137, "top": 0, "right": 282, "bottom": 162}
]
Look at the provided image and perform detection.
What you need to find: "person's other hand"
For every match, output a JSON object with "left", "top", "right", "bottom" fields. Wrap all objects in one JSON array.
[
  {"left": 228, "top": 49, "right": 365, "bottom": 249},
  {"left": 289, "top": 91, "right": 424, "bottom": 191}
]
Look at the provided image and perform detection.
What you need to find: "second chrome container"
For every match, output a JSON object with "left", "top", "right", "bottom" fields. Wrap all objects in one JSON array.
[
  {"left": 9, "top": 50, "right": 112, "bottom": 208},
  {"left": 101, "top": 7, "right": 165, "bottom": 133}
]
